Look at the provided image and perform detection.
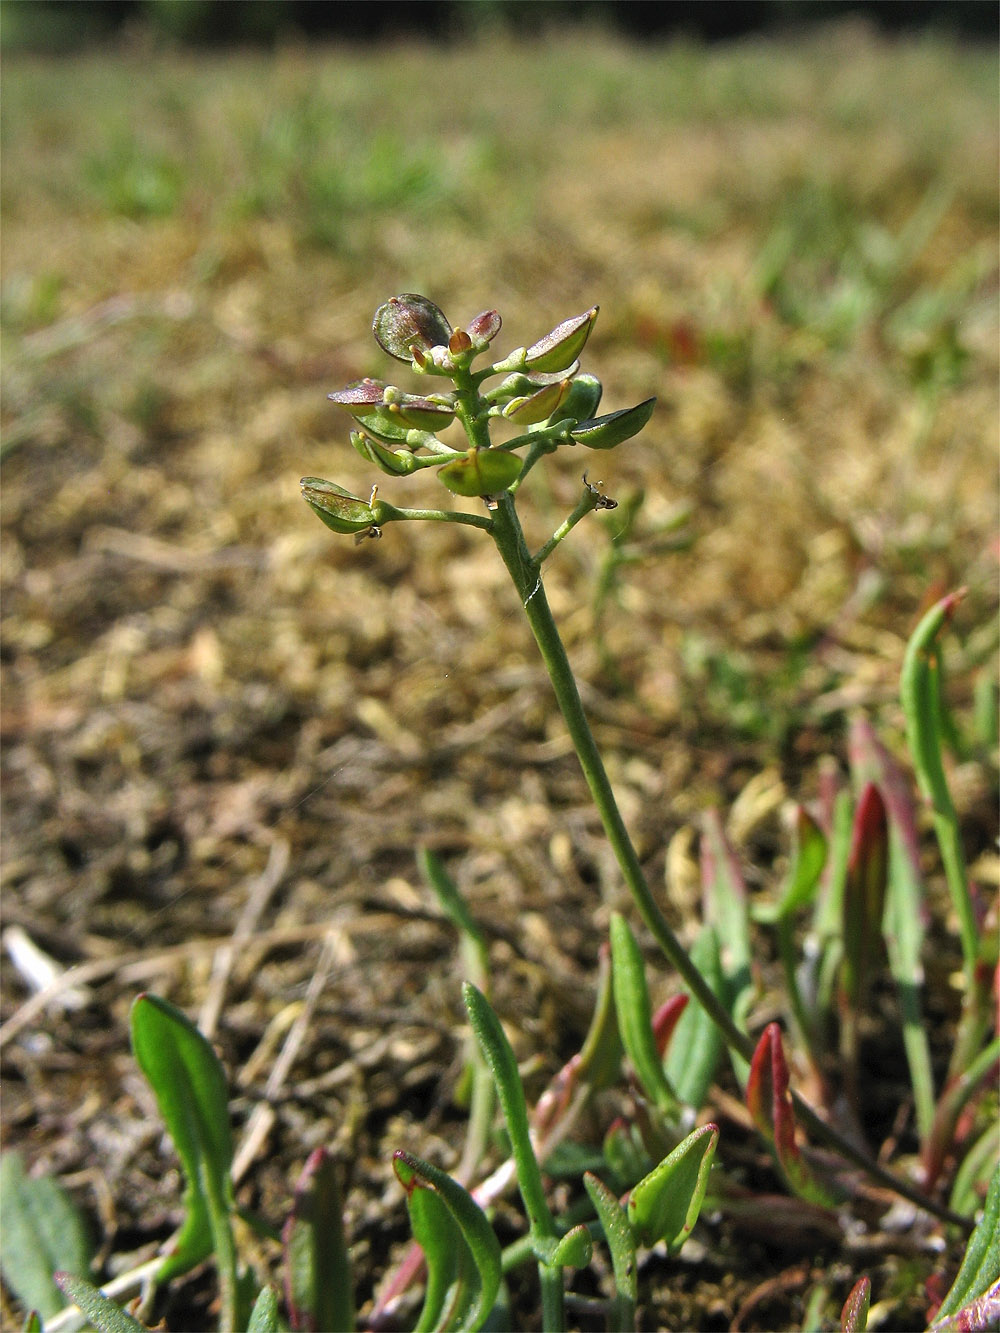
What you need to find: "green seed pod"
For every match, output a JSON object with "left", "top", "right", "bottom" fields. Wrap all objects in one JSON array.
[
  {"left": 350, "top": 430, "right": 415, "bottom": 476},
  {"left": 437, "top": 448, "right": 523, "bottom": 497},
  {"left": 570, "top": 397, "right": 656, "bottom": 449},
  {"left": 501, "top": 378, "right": 572, "bottom": 424},
  {"left": 300, "top": 477, "right": 379, "bottom": 534},
  {"left": 548, "top": 372, "right": 603, "bottom": 426},
  {"left": 525, "top": 307, "right": 598, "bottom": 373}
]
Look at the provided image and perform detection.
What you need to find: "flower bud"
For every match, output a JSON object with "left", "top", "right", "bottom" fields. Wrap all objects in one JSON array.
[
  {"left": 525, "top": 307, "right": 598, "bottom": 373},
  {"left": 501, "top": 377, "right": 572, "bottom": 425},
  {"left": 570, "top": 397, "right": 655, "bottom": 449},
  {"left": 373, "top": 294, "right": 452, "bottom": 363},
  {"left": 465, "top": 309, "right": 502, "bottom": 348},
  {"left": 437, "top": 448, "right": 523, "bottom": 497},
  {"left": 300, "top": 477, "right": 380, "bottom": 534}
]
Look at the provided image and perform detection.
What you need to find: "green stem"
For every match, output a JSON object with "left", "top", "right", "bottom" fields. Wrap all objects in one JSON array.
[
  {"left": 534, "top": 490, "right": 600, "bottom": 566},
  {"left": 377, "top": 501, "right": 493, "bottom": 532},
  {"left": 487, "top": 492, "right": 972, "bottom": 1231}
]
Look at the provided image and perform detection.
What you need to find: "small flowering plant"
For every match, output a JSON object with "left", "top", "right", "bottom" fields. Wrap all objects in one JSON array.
[
  {"left": 302, "top": 293, "right": 654, "bottom": 544},
  {"left": 5, "top": 299, "right": 995, "bottom": 1333}
]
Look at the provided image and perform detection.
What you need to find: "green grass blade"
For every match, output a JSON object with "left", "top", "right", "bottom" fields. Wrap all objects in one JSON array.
[
  {"left": 52, "top": 1273, "right": 148, "bottom": 1333},
  {"left": 0, "top": 1150, "right": 93, "bottom": 1321},
  {"left": 129, "top": 993, "right": 237, "bottom": 1326},
  {"left": 393, "top": 1151, "right": 501, "bottom": 1333},
  {"left": 583, "top": 1172, "right": 637, "bottom": 1332},
  {"left": 283, "top": 1147, "right": 353, "bottom": 1333},
  {"left": 609, "top": 913, "right": 678, "bottom": 1117}
]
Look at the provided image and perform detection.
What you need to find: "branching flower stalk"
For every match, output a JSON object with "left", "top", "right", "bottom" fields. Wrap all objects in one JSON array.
[{"left": 304, "top": 294, "right": 969, "bottom": 1229}]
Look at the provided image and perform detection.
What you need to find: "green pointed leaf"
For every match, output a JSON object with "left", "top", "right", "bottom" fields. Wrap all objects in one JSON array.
[
  {"left": 776, "top": 807, "right": 828, "bottom": 918},
  {"left": 583, "top": 1172, "right": 637, "bottom": 1332},
  {"left": 570, "top": 398, "right": 655, "bottom": 449},
  {"left": 663, "top": 925, "right": 725, "bottom": 1110},
  {"left": 283, "top": 1148, "right": 353, "bottom": 1333},
  {"left": 247, "top": 1285, "right": 280, "bottom": 1333},
  {"left": 609, "top": 913, "right": 677, "bottom": 1116},
  {"left": 129, "top": 994, "right": 233, "bottom": 1282},
  {"left": 549, "top": 1224, "right": 592, "bottom": 1270},
  {"left": 393, "top": 1151, "right": 501, "bottom": 1332},
  {"left": 0, "top": 1151, "right": 93, "bottom": 1321},
  {"left": 932, "top": 1164, "right": 1000, "bottom": 1329},
  {"left": 626, "top": 1124, "right": 719, "bottom": 1253},
  {"left": 52, "top": 1273, "right": 148, "bottom": 1333}
]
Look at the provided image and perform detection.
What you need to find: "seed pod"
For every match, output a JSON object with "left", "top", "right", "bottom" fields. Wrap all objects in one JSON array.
[
  {"left": 373, "top": 294, "right": 452, "bottom": 362},
  {"left": 350, "top": 430, "right": 416, "bottom": 476},
  {"left": 548, "top": 372, "right": 602, "bottom": 426},
  {"left": 300, "top": 478, "right": 379, "bottom": 534},
  {"left": 501, "top": 378, "right": 572, "bottom": 424},
  {"left": 437, "top": 448, "right": 523, "bottom": 497},
  {"left": 570, "top": 397, "right": 656, "bottom": 450},
  {"left": 525, "top": 307, "right": 598, "bottom": 373}
]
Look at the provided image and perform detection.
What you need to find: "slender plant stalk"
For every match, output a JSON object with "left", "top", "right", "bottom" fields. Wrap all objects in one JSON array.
[{"left": 487, "top": 489, "right": 971, "bottom": 1231}]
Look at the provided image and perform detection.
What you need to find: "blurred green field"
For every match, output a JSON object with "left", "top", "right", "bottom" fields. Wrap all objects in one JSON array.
[{"left": 2, "top": 24, "right": 998, "bottom": 1330}]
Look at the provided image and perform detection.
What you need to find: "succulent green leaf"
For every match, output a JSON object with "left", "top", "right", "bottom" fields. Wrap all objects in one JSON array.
[
  {"left": 777, "top": 807, "right": 828, "bottom": 918},
  {"left": 373, "top": 294, "right": 452, "bottom": 362},
  {"left": 609, "top": 912, "right": 678, "bottom": 1116},
  {"left": 438, "top": 449, "right": 522, "bottom": 497},
  {"left": 746, "top": 1023, "right": 838, "bottom": 1206},
  {"left": 583, "top": 1172, "right": 637, "bottom": 1331},
  {"left": 284, "top": 1148, "right": 353, "bottom": 1333},
  {"left": 626, "top": 1124, "right": 719, "bottom": 1253},
  {"left": 663, "top": 925, "right": 725, "bottom": 1110},
  {"left": 462, "top": 984, "right": 558, "bottom": 1255},
  {"left": 840, "top": 1276, "right": 871, "bottom": 1333},
  {"left": 575, "top": 942, "right": 624, "bottom": 1093},
  {"left": 525, "top": 307, "right": 598, "bottom": 372},
  {"left": 0, "top": 1151, "right": 94, "bottom": 1321},
  {"left": 301, "top": 478, "right": 379, "bottom": 535},
  {"left": 247, "top": 1285, "right": 280, "bottom": 1333},
  {"left": 840, "top": 783, "right": 888, "bottom": 1017},
  {"left": 52, "top": 1273, "right": 148, "bottom": 1333},
  {"left": 932, "top": 1164, "right": 1000, "bottom": 1330},
  {"left": 393, "top": 1151, "right": 501, "bottom": 1333},
  {"left": 570, "top": 398, "right": 655, "bottom": 450},
  {"left": 129, "top": 993, "right": 234, "bottom": 1282},
  {"left": 549, "top": 1224, "right": 593, "bottom": 1270}
]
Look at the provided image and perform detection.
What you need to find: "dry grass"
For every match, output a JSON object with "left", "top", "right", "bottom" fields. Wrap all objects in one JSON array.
[{"left": 1, "top": 23, "right": 997, "bottom": 1331}]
